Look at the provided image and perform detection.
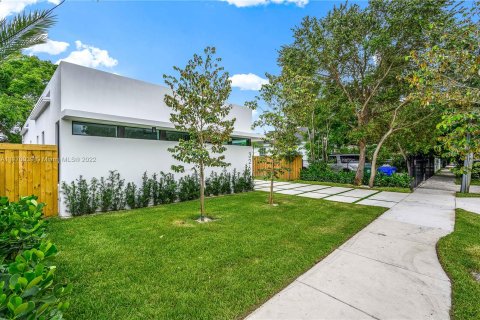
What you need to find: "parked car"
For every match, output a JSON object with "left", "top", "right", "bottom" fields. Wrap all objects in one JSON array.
[{"left": 328, "top": 154, "right": 371, "bottom": 172}]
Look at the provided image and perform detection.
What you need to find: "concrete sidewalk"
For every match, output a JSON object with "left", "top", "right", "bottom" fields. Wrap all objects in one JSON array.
[{"left": 247, "top": 171, "right": 455, "bottom": 320}]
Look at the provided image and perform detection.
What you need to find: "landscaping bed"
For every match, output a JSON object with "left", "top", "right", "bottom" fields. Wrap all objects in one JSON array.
[
  {"left": 438, "top": 209, "right": 480, "bottom": 320},
  {"left": 49, "top": 192, "right": 385, "bottom": 319}
]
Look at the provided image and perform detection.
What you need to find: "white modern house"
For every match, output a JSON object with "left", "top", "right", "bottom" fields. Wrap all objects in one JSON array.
[{"left": 22, "top": 62, "right": 261, "bottom": 216}]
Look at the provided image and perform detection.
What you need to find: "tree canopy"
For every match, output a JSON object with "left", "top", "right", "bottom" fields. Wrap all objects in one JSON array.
[{"left": 0, "top": 55, "right": 57, "bottom": 143}]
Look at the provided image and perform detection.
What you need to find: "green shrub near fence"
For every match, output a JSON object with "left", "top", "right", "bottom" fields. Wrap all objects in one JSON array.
[{"left": 300, "top": 162, "right": 412, "bottom": 188}]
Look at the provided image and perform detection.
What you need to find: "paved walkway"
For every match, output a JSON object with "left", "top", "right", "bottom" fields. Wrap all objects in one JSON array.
[{"left": 248, "top": 171, "right": 455, "bottom": 320}]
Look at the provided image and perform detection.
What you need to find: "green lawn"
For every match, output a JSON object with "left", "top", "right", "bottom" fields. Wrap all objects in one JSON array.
[
  {"left": 455, "top": 177, "right": 480, "bottom": 186},
  {"left": 49, "top": 192, "right": 385, "bottom": 320},
  {"left": 456, "top": 192, "right": 480, "bottom": 198},
  {"left": 438, "top": 209, "right": 480, "bottom": 320}
]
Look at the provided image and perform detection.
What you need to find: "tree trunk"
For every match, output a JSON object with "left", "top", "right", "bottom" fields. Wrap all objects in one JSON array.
[
  {"left": 199, "top": 163, "right": 205, "bottom": 219},
  {"left": 398, "top": 143, "right": 411, "bottom": 176},
  {"left": 369, "top": 129, "right": 393, "bottom": 188},
  {"left": 461, "top": 151, "right": 473, "bottom": 193},
  {"left": 354, "top": 139, "right": 367, "bottom": 186},
  {"left": 269, "top": 159, "right": 274, "bottom": 205}
]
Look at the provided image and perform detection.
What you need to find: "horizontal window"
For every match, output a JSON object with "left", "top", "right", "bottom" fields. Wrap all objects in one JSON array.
[
  {"left": 124, "top": 126, "right": 157, "bottom": 140},
  {"left": 72, "top": 121, "right": 252, "bottom": 146},
  {"left": 162, "top": 130, "right": 190, "bottom": 141},
  {"left": 72, "top": 122, "right": 117, "bottom": 137},
  {"left": 228, "top": 137, "right": 251, "bottom": 146}
]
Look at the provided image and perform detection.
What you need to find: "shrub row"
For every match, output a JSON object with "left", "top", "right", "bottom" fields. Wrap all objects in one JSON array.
[
  {"left": 300, "top": 162, "right": 412, "bottom": 188},
  {"left": 0, "top": 196, "right": 72, "bottom": 319},
  {"left": 61, "top": 165, "right": 254, "bottom": 216}
]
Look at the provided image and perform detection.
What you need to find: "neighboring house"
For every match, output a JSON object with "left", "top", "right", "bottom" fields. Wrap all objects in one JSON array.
[{"left": 22, "top": 62, "right": 262, "bottom": 216}]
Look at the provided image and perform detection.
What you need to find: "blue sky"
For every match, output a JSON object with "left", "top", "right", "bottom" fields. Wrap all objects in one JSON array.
[{"left": 3, "top": 0, "right": 344, "bottom": 108}]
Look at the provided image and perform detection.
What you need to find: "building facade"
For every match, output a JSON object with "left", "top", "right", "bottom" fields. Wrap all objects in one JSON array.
[{"left": 22, "top": 62, "right": 261, "bottom": 216}]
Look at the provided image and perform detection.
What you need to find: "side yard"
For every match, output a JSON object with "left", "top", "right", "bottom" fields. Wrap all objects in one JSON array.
[
  {"left": 438, "top": 209, "right": 480, "bottom": 320},
  {"left": 49, "top": 192, "right": 385, "bottom": 319}
]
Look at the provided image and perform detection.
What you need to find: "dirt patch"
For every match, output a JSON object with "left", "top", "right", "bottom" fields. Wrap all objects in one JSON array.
[{"left": 172, "top": 220, "right": 194, "bottom": 227}]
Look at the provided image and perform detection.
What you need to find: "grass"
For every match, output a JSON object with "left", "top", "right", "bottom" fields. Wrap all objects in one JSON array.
[
  {"left": 438, "top": 209, "right": 480, "bottom": 320},
  {"left": 455, "top": 177, "right": 480, "bottom": 186},
  {"left": 456, "top": 192, "right": 480, "bottom": 198},
  {"left": 49, "top": 192, "right": 385, "bottom": 320},
  {"left": 260, "top": 177, "right": 411, "bottom": 193}
]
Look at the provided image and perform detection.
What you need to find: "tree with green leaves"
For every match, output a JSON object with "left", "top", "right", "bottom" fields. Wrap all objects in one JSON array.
[
  {"left": 0, "top": 55, "right": 56, "bottom": 142},
  {"left": 279, "top": 0, "right": 452, "bottom": 186},
  {"left": 0, "top": 2, "right": 61, "bottom": 63},
  {"left": 248, "top": 74, "right": 299, "bottom": 205},
  {"left": 409, "top": 3, "right": 479, "bottom": 192},
  {"left": 163, "top": 47, "right": 235, "bottom": 221}
]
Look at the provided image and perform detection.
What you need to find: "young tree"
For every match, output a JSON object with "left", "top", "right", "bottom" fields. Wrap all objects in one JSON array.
[
  {"left": 0, "top": 2, "right": 61, "bottom": 63},
  {"left": 248, "top": 75, "right": 299, "bottom": 205},
  {"left": 163, "top": 47, "right": 235, "bottom": 221},
  {"left": 279, "top": 0, "right": 452, "bottom": 185}
]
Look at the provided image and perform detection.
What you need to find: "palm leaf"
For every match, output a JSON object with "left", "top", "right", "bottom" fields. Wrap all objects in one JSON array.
[{"left": 0, "top": 1, "right": 63, "bottom": 63}]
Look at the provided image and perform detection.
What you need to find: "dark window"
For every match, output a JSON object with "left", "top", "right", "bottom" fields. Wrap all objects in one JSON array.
[
  {"left": 340, "top": 155, "right": 359, "bottom": 163},
  {"left": 163, "top": 130, "right": 189, "bottom": 141},
  {"left": 124, "top": 126, "right": 157, "bottom": 140},
  {"left": 229, "top": 137, "right": 251, "bottom": 146},
  {"left": 72, "top": 122, "right": 116, "bottom": 137}
]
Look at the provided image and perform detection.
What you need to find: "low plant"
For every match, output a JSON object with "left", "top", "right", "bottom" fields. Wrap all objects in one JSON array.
[
  {"left": 301, "top": 161, "right": 412, "bottom": 188},
  {"left": 178, "top": 173, "right": 200, "bottom": 202},
  {"left": 61, "top": 176, "right": 98, "bottom": 216},
  {"left": 0, "top": 197, "right": 46, "bottom": 262},
  {"left": 125, "top": 182, "right": 137, "bottom": 209},
  {"left": 205, "top": 172, "right": 222, "bottom": 196},
  {"left": 137, "top": 172, "right": 152, "bottom": 208},
  {"left": 220, "top": 170, "right": 231, "bottom": 194},
  {"left": 0, "top": 196, "right": 72, "bottom": 319}
]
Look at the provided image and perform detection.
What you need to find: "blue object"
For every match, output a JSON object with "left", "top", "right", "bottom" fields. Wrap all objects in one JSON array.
[{"left": 378, "top": 165, "right": 397, "bottom": 176}]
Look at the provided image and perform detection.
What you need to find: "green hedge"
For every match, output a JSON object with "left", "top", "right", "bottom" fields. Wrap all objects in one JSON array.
[
  {"left": 300, "top": 162, "right": 412, "bottom": 188},
  {"left": 0, "top": 196, "right": 72, "bottom": 319},
  {"left": 62, "top": 165, "right": 254, "bottom": 217}
]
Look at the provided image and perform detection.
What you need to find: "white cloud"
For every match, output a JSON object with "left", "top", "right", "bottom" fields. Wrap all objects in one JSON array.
[
  {"left": 230, "top": 73, "right": 268, "bottom": 91},
  {"left": 0, "top": 0, "right": 60, "bottom": 19},
  {"left": 223, "top": 0, "right": 308, "bottom": 8},
  {"left": 56, "top": 41, "right": 118, "bottom": 69},
  {"left": 25, "top": 38, "right": 69, "bottom": 55}
]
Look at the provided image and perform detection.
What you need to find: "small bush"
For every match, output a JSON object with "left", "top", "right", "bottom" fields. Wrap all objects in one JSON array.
[
  {"left": 99, "top": 170, "right": 126, "bottom": 212},
  {"left": 0, "top": 197, "right": 46, "bottom": 261},
  {"left": 178, "top": 173, "right": 200, "bottom": 201},
  {"left": 61, "top": 176, "right": 98, "bottom": 216},
  {"left": 137, "top": 172, "right": 152, "bottom": 208},
  {"left": 205, "top": 172, "right": 222, "bottom": 196},
  {"left": 0, "top": 196, "right": 71, "bottom": 319},
  {"left": 125, "top": 182, "right": 137, "bottom": 209},
  {"left": 220, "top": 170, "right": 231, "bottom": 194}
]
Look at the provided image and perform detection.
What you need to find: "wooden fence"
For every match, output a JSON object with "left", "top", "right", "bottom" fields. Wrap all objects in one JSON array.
[
  {"left": 0, "top": 144, "right": 58, "bottom": 216},
  {"left": 253, "top": 155, "right": 303, "bottom": 181}
]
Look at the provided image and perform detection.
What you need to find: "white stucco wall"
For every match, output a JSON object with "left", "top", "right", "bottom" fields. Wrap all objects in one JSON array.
[
  {"left": 58, "top": 119, "right": 253, "bottom": 216},
  {"left": 59, "top": 62, "right": 252, "bottom": 133}
]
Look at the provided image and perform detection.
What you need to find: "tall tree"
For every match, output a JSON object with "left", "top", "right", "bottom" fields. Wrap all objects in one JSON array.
[
  {"left": 279, "top": 0, "right": 452, "bottom": 185},
  {"left": 248, "top": 74, "right": 299, "bottom": 205},
  {"left": 0, "top": 55, "right": 56, "bottom": 142},
  {"left": 409, "top": 2, "right": 479, "bottom": 192},
  {"left": 163, "top": 47, "right": 235, "bottom": 221},
  {"left": 0, "top": 3, "right": 60, "bottom": 63}
]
